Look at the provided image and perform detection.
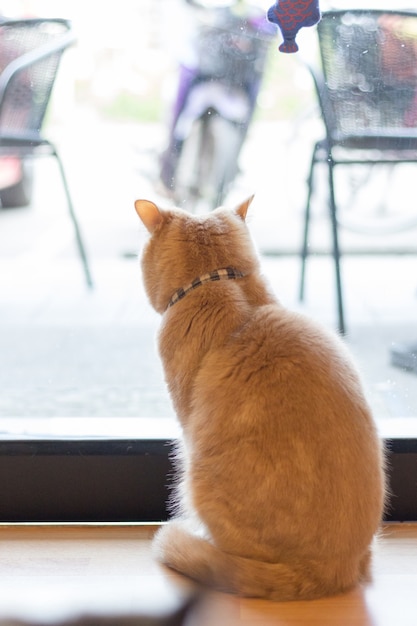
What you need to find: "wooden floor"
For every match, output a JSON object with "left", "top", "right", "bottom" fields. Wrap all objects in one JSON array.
[{"left": 0, "top": 523, "right": 416, "bottom": 625}]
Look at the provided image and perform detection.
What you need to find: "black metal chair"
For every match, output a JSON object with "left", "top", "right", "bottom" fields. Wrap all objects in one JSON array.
[
  {"left": 0, "top": 18, "right": 93, "bottom": 287},
  {"left": 299, "top": 9, "right": 417, "bottom": 334}
]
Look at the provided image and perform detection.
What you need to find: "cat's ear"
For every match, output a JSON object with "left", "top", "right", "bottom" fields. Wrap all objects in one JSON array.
[
  {"left": 134, "top": 199, "right": 164, "bottom": 233},
  {"left": 234, "top": 195, "right": 254, "bottom": 221}
]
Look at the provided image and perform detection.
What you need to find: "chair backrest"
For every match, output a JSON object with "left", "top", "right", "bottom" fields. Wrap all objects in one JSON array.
[
  {"left": 316, "top": 10, "right": 417, "bottom": 140},
  {"left": 0, "top": 18, "right": 74, "bottom": 138}
]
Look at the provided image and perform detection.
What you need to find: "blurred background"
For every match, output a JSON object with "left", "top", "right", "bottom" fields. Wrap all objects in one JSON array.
[{"left": 1, "top": 0, "right": 416, "bottom": 428}]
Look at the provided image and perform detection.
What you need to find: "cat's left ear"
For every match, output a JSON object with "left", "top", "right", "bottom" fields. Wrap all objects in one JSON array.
[
  {"left": 134, "top": 199, "right": 164, "bottom": 233},
  {"left": 234, "top": 195, "right": 254, "bottom": 221}
]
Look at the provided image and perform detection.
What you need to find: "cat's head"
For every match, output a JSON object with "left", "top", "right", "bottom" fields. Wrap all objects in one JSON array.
[{"left": 134, "top": 197, "right": 259, "bottom": 313}]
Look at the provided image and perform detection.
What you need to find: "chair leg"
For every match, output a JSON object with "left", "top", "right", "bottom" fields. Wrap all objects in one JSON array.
[
  {"left": 52, "top": 147, "right": 93, "bottom": 288},
  {"left": 299, "top": 145, "right": 317, "bottom": 301},
  {"left": 327, "top": 159, "right": 345, "bottom": 335}
]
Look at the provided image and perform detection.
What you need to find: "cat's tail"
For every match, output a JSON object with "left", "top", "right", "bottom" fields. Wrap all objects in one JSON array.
[{"left": 153, "top": 522, "right": 364, "bottom": 601}]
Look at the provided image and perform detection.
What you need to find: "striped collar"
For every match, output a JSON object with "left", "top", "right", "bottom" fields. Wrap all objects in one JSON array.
[{"left": 167, "top": 267, "right": 245, "bottom": 309}]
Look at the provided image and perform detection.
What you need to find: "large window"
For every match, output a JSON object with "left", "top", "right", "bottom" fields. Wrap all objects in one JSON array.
[{"left": 1, "top": 0, "right": 416, "bottom": 522}]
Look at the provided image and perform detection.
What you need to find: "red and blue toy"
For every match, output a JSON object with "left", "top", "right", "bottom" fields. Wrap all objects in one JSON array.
[{"left": 267, "top": 0, "right": 321, "bottom": 53}]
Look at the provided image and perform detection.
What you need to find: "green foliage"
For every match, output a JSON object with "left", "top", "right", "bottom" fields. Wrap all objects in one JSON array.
[{"left": 102, "top": 91, "right": 163, "bottom": 122}]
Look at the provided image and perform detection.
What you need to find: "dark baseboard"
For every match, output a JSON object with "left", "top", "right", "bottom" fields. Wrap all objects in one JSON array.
[{"left": 0, "top": 417, "right": 416, "bottom": 522}]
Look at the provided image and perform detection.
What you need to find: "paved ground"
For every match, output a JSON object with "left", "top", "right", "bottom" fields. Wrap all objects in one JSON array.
[{"left": 1, "top": 111, "right": 417, "bottom": 421}]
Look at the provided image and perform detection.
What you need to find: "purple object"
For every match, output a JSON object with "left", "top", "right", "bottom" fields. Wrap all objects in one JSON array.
[{"left": 267, "top": 0, "right": 320, "bottom": 53}]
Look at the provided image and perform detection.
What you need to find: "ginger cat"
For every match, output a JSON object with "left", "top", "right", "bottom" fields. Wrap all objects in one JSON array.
[{"left": 134, "top": 196, "right": 385, "bottom": 601}]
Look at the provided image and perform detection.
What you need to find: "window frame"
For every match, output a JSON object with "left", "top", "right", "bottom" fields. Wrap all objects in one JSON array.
[
  {"left": 1, "top": 5, "right": 416, "bottom": 526},
  {"left": 1, "top": 418, "right": 416, "bottom": 523}
]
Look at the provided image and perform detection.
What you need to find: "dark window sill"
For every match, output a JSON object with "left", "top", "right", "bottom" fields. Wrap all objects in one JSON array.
[{"left": 1, "top": 418, "right": 416, "bottom": 523}]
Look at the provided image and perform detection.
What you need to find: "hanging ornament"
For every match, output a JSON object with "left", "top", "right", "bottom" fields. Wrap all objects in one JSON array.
[{"left": 267, "top": 0, "right": 321, "bottom": 53}]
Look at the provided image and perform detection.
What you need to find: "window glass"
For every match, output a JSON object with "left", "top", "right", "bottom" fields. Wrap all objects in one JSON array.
[{"left": 1, "top": 0, "right": 416, "bottom": 432}]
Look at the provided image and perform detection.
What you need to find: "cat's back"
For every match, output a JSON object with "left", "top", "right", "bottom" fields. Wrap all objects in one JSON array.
[
  {"left": 200, "top": 301, "right": 362, "bottom": 397},
  {"left": 189, "top": 301, "right": 383, "bottom": 546},
  {"left": 193, "top": 300, "right": 376, "bottom": 445}
]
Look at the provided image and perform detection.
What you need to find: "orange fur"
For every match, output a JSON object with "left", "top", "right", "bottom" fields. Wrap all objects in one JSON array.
[{"left": 135, "top": 198, "right": 386, "bottom": 601}]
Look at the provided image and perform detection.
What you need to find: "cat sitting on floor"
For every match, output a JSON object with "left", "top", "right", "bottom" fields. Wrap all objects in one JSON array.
[{"left": 134, "top": 196, "right": 385, "bottom": 602}]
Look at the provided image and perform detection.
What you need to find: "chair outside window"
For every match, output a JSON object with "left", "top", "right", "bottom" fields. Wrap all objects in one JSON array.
[
  {"left": 0, "top": 18, "right": 93, "bottom": 287},
  {"left": 299, "top": 9, "right": 417, "bottom": 334}
]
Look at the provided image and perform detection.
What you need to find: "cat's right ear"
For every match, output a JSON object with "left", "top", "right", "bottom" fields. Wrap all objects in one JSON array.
[
  {"left": 234, "top": 195, "right": 254, "bottom": 221},
  {"left": 134, "top": 199, "right": 164, "bottom": 233}
]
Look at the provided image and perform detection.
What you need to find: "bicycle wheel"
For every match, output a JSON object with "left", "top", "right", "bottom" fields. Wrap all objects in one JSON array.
[
  {"left": 174, "top": 117, "right": 208, "bottom": 212},
  {"left": 174, "top": 110, "right": 243, "bottom": 212},
  {"left": 205, "top": 114, "right": 243, "bottom": 209}
]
